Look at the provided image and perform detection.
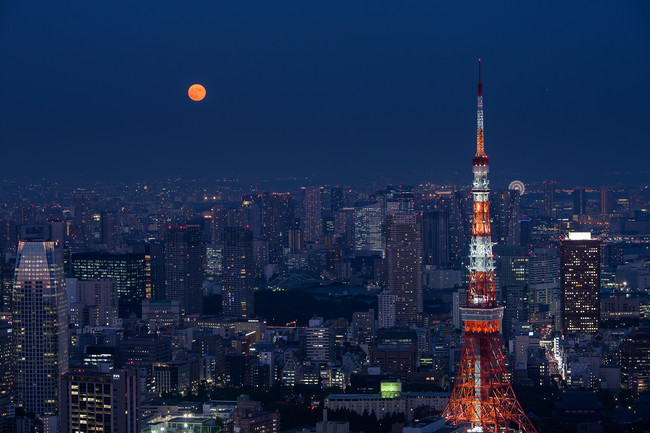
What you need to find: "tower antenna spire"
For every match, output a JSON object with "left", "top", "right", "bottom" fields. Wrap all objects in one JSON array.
[
  {"left": 478, "top": 58, "right": 482, "bottom": 95},
  {"left": 475, "top": 59, "right": 485, "bottom": 156}
]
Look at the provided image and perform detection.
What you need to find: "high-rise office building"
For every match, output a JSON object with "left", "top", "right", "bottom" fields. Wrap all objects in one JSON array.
[
  {"left": 72, "top": 189, "right": 94, "bottom": 251},
  {"left": 503, "top": 285, "right": 528, "bottom": 337},
  {"left": 351, "top": 310, "right": 375, "bottom": 343},
  {"left": 165, "top": 225, "right": 203, "bottom": 316},
  {"left": 0, "top": 321, "right": 12, "bottom": 430},
  {"left": 573, "top": 187, "right": 587, "bottom": 216},
  {"left": 261, "top": 193, "right": 295, "bottom": 264},
  {"left": 491, "top": 190, "right": 521, "bottom": 246},
  {"left": 494, "top": 246, "right": 529, "bottom": 336},
  {"left": 330, "top": 187, "right": 344, "bottom": 214},
  {"left": 621, "top": 327, "right": 650, "bottom": 395},
  {"left": 601, "top": 187, "right": 614, "bottom": 216},
  {"left": 377, "top": 291, "right": 396, "bottom": 329},
  {"left": 222, "top": 227, "right": 254, "bottom": 319},
  {"left": 354, "top": 203, "right": 383, "bottom": 253},
  {"left": 100, "top": 211, "right": 121, "bottom": 252},
  {"left": 529, "top": 247, "right": 560, "bottom": 306},
  {"left": 305, "top": 317, "right": 333, "bottom": 362},
  {"left": 205, "top": 243, "right": 224, "bottom": 278},
  {"left": 334, "top": 208, "right": 355, "bottom": 251},
  {"left": 242, "top": 194, "right": 263, "bottom": 239},
  {"left": 13, "top": 241, "right": 68, "bottom": 418},
  {"left": 452, "top": 288, "right": 467, "bottom": 330},
  {"left": 71, "top": 252, "right": 147, "bottom": 317},
  {"left": 301, "top": 186, "right": 323, "bottom": 243},
  {"left": 543, "top": 180, "right": 556, "bottom": 217},
  {"left": 69, "top": 278, "right": 118, "bottom": 328},
  {"left": 494, "top": 246, "right": 529, "bottom": 293},
  {"left": 439, "top": 190, "right": 472, "bottom": 263},
  {"left": 385, "top": 213, "right": 423, "bottom": 325},
  {"left": 133, "top": 240, "right": 166, "bottom": 301},
  {"left": 519, "top": 219, "right": 533, "bottom": 248},
  {"left": 561, "top": 232, "right": 600, "bottom": 334},
  {"left": 60, "top": 369, "right": 139, "bottom": 433},
  {"left": 422, "top": 210, "right": 450, "bottom": 268}
]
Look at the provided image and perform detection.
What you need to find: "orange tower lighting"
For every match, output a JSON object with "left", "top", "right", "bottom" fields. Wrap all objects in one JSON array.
[{"left": 442, "top": 60, "right": 536, "bottom": 433}]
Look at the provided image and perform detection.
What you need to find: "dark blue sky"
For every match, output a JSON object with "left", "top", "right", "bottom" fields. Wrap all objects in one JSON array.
[{"left": 1, "top": 1, "right": 649, "bottom": 186}]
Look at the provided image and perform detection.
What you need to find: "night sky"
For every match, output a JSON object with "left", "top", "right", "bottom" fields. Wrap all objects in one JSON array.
[{"left": 1, "top": 1, "right": 649, "bottom": 186}]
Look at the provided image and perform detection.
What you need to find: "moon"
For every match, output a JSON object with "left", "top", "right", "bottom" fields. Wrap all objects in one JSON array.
[{"left": 188, "top": 84, "right": 206, "bottom": 102}]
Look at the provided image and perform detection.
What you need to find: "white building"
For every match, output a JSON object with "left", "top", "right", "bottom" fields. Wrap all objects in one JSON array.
[{"left": 306, "top": 317, "right": 333, "bottom": 362}]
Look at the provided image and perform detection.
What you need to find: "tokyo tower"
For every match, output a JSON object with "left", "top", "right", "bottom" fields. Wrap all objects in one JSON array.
[{"left": 442, "top": 60, "right": 536, "bottom": 433}]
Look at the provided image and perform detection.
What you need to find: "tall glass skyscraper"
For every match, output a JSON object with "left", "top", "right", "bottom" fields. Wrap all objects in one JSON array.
[
  {"left": 222, "top": 227, "right": 254, "bottom": 319},
  {"left": 12, "top": 241, "right": 68, "bottom": 418}
]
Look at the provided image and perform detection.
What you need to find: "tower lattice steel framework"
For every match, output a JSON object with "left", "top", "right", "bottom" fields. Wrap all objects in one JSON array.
[{"left": 442, "top": 60, "right": 536, "bottom": 433}]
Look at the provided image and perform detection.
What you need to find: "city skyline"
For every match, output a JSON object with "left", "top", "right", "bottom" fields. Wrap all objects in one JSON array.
[{"left": 2, "top": 3, "right": 650, "bottom": 432}]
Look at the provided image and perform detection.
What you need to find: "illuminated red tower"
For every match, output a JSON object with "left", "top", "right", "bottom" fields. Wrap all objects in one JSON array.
[{"left": 442, "top": 60, "right": 536, "bottom": 433}]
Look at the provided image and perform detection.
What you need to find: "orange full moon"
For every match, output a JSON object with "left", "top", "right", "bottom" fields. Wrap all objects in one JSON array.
[{"left": 188, "top": 84, "right": 206, "bottom": 101}]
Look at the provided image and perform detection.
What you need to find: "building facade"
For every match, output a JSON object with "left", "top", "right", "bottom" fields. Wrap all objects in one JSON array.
[
  {"left": 561, "top": 232, "right": 601, "bottom": 334},
  {"left": 222, "top": 227, "right": 255, "bottom": 319},
  {"left": 13, "top": 241, "right": 69, "bottom": 417},
  {"left": 165, "top": 225, "right": 204, "bottom": 316},
  {"left": 60, "top": 369, "right": 139, "bottom": 433},
  {"left": 385, "top": 214, "right": 423, "bottom": 325}
]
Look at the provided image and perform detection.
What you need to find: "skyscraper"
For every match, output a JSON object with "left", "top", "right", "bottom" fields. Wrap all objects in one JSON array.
[
  {"left": 573, "top": 187, "right": 587, "bottom": 216},
  {"left": 543, "top": 180, "right": 556, "bottom": 217},
  {"left": 385, "top": 213, "right": 423, "bottom": 325},
  {"left": 301, "top": 186, "right": 323, "bottom": 243},
  {"left": 13, "top": 241, "right": 68, "bottom": 418},
  {"left": 261, "top": 192, "right": 295, "bottom": 264},
  {"left": 561, "top": 232, "right": 600, "bottom": 334},
  {"left": 222, "top": 227, "right": 254, "bottom": 319},
  {"left": 72, "top": 189, "right": 94, "bottom": 251},
  {"left": 601, "top": 187, "right": 614, "bottom": 216},
  {"left": 0, "top": 321, "right": 12, "bottom": 430},
  {"left": 330, "top": 187, "right": 344, "bottom": 214},
  {"left": 165, "top": 225, "right": 204, "bottom": 316},
  {"left": 60, "top": 369, "right": 139, "bottom": 433},
  {"left": 100, "top": 211, "right": 121, "bottom": 252},
  {"left": 71, "top": 252, "right": 147, "bottom": 317},
  {"left": 354, "top": 202, "right": 383, "bottom": 253},
  {"left": 529, "top": 247, "right": 560, "bottom": 306},
  {"left": 133, "top": 240, "right": 166, "bottom": 301},
  {"left": 378, "top": 291, "right": 397, "bottom": 329},
  {"left": 491, "top": 190, "right": 521, "bottom": 246},
  {"left": 422, "top": 210, "right": 449, "bottom": 268},
  {"left": 69, "top": 278, "right": 118, "bottom": 328}
]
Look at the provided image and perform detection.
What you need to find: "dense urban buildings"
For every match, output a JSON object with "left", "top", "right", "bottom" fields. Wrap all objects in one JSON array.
[
  {"left": 0, "top": 152, "right": 646, "bottom": 433},
  {"left": 0, "top": 143, "right": 647, "bottom": 433}
]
